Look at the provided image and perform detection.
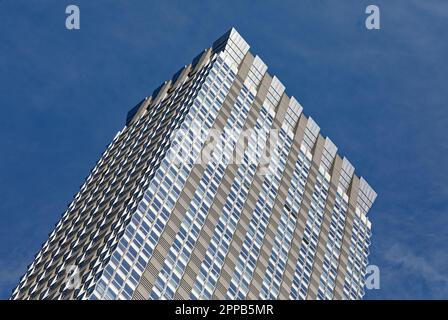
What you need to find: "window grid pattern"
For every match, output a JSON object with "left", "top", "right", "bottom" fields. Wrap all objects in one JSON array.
[
  {"left": 227, "top": 122, "right": 294, "bottom": 300},
  {"left": 15, "top": 117, "right": 147, "bottom": 299},
  {"left": 191, "top": 101, "right": 275, "bottom": 299},
  {"left": 150, "top": 83, "right": 254, "bottom": 299},
  {"left": 317, "top": 190, "right": 349, "bottom": 300},
  {"left": 342, "top": 211, "right": 371, "bottom": 300},
  {"left": 87, "top": 84, "right": 197, "bottom": 300},
  {"left": 245, "top": 56, "right": 267, "bottom": 92},
  {"left": 92, "top": 55, "right": 235, "bottom": 300},
  {"left": 16, "top": 66, "right": 197, "bottom": 299},
  {"left": 290, "top": 168, "right": 331, "bottom": 300},
  {"left": 260, "top": 144, "right": 312, "bottom": 299}
]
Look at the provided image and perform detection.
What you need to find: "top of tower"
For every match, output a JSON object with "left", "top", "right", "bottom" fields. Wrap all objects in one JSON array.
[
  {"left": 126, "top": 27, "right": 377, "bottom": 212},
  {"left": 212, "top": 27, "right": 250, "bottom": 67}
]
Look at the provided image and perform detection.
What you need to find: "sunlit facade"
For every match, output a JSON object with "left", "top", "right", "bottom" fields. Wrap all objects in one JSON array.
[{"left": 11, "top": 28, "right": 376, "bottom": 300}]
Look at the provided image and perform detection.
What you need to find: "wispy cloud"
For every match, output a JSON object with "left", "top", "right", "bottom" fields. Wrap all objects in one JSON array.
[
  {"left": 0, "top": 256, "right": 29, "bottom": 299},
  {"left": 384, "top": 244, "right": 448, "bottom": 298}
]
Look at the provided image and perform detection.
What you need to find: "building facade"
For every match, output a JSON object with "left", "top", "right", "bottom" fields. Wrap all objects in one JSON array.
[{"left": 11, "top": 28, "right": 376, "bottom": 300}]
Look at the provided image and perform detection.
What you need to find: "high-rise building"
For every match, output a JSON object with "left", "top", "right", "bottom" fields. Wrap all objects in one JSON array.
[{"left": 11, "top": 28, "right": 376, "bottom": 300}]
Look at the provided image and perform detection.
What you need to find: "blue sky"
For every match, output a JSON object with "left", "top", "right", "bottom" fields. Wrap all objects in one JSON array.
[{"left": 0, "top": 0, "right": 447, "bottom": 299}]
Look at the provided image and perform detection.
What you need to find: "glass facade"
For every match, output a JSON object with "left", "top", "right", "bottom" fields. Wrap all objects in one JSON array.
[
  {"left": 151, "top": 77, "right": 252, "bottom": 300},
  {"left": 260, "top": 143, "right": 311, "bottom": 299},
  {"left": 93, "top": 54, "right": 235, "bottom": 300},
  {"left": 191, "top": 92, "right": 274, "bottom": 299},
  {"left": 11, "top": 28, "right": 376, "bottom": 301}
]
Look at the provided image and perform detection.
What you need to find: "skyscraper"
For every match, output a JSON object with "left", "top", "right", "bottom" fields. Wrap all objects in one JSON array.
[{"left": 11, "top": 28, "right": 376, "bottom": 300}]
